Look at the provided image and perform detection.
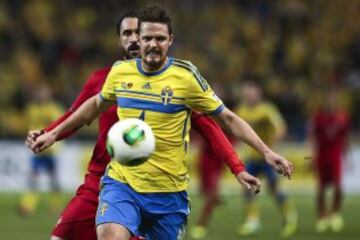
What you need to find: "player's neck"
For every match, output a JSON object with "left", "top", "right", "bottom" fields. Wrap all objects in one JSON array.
[{"left": 141, "top": 57, "right": 168, "bottom": 72}]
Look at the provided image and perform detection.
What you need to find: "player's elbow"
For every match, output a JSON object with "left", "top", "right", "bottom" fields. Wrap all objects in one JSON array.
[{"left": 216, "top": 109, "right": 239, "bottom": 135}]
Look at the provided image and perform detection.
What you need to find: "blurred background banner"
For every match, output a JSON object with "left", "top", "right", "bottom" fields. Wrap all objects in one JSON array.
[
  {"left": 0, "top": 141, "right": 84, "bottom": 192},
  {"left": 1, "top": 140, "right": 360, "bottom": 193}
]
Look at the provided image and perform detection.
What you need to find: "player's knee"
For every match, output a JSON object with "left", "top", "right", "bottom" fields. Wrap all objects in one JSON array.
[{"left": 97, "top": 223, "right": 131, "bottom": 240}]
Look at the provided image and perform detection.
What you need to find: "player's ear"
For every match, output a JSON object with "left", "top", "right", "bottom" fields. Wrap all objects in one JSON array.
[{"left": 168, "top": 34, "right": 174, "bottom": 47}]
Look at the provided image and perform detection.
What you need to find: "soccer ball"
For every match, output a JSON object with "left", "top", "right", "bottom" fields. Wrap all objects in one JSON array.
[{"left": 106, "top": 118, "right": 155, "bottom": 166}]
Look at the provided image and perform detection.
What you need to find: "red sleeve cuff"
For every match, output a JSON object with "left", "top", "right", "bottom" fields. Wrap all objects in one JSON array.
[{"left": 232, "top": 163, "right": 245, "bottom": 175}]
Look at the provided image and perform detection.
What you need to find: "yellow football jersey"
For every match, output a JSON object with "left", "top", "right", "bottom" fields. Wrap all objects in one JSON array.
[
  {"left": 101, "top": 57, "right": 224, "bottom": 193},
  {"left": 235, "top": 102, "right": 285, "bottom": 160},
  {"left": 25, "top": 101, "right": 63, "bottom": 155}
]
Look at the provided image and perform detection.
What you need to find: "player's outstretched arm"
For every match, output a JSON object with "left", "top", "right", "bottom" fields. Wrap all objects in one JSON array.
[
  {"left": 30, "top": 94, "right": 112, "bottom": 153},
  {"left": 191, "top": 111, "right": 245, "bottom": 175},
  {"left": 191, "top": 112, "right": 261, "bottom": 193},
  {"left": 44, "top": 71, "right": 105, "bottom": 140},
  {"left": 214, "top": 107, "right": 294, "bottom": 179},
  {"left": 26, "top": 71, "right": 107, "bottom": 148}
]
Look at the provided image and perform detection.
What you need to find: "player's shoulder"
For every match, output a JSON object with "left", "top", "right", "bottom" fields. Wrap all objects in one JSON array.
[
  {"left": 261, "top": 101, "right": 279, "bottom": 112},
  {"left": 171, "top": 58, "right": 200, "bottom": 74},
  {"left": 171, "top": 58, "right": 209, "bottom": 90},
  {"left": 92, "top": 67, "right": 112, "bottom": 79},
  {"left": 112, "top": 58, "right": 137, "bottom": 68},
  {"left": 108, "top": 59, "right": 137, "bottom": 75}
]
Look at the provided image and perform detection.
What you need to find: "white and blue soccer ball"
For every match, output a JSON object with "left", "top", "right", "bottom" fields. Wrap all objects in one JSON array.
[{"left": 106, "top": 118, "right": 155, "bottom": 166}]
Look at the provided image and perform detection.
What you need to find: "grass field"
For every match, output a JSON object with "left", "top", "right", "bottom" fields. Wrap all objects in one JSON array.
[{"left": 0, "top": 193, "right": 359, "bottom": 240}]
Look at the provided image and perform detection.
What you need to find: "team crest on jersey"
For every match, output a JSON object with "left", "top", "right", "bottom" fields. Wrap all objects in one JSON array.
[
  {"left": 99, "top": 202, "right": 108, "bottom": 216},
  {"left": 161, "top": 85, "right": 173, "bottom": 105}
]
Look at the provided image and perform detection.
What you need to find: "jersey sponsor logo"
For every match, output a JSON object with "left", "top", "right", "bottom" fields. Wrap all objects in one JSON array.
[
  {"left": 161, "top": 85, "right": 173, "bottom": 105},
  {"left": 141, "top": 82, "right": 152, "bottom": 90},
  {"left": 121, "top": 82, "right": 127, "bottom": 89},
  {"left": 120, "top": 82, "right": 134, "bottom": 90}
]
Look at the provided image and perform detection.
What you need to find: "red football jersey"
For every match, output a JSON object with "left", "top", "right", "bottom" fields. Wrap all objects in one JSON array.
[
  {"left": 312, "top": 110, "right": 350, "bottom": 163},
  {"left": 45, "top": 67, "right": 245, "bottom": 186},
  {"left": 46, "top": 68, "right": 115, "bottom": 176}
]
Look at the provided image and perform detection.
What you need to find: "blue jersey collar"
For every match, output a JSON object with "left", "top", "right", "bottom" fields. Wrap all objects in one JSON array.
[{"left": 136, "top": 57, "right": 173, "bottom": 76}]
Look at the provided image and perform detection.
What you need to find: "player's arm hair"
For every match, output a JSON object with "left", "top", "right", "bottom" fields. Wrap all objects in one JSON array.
[
  {"left": 213, "top": 107, "right": 272, "bottom": 156},
  {"left": 49, "top": 94, "right": 112, "bottom": 139}
]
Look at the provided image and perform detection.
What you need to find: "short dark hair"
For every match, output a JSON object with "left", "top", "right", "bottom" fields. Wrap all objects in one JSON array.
[
  {"left": 242, "top": 78, "right": 263, "bottom": 89},
  {"left": 116, "top": 10, "right": 138, "bottom": 36},
  {"left": 137, "top": 4, "right": 172, "bottom": 35}
]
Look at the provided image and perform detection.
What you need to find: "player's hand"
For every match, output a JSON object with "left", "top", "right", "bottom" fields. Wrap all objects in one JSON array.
[
  {"left": 236, "top": 171, "right": 261, "bottom": 194},
  {"left": 25, "top": 129, "right": 45, "bottom": 149},
  {"left": 264, "top": 150, "right": 294, "bottom": 179},
  {"left": 30, "top": 131, "right": 56, "bottom": 153}
]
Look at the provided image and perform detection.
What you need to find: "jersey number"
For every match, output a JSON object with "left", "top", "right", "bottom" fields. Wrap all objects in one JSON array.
[{"left": 139, "top": 110, "right": 145, "bottom": 120}]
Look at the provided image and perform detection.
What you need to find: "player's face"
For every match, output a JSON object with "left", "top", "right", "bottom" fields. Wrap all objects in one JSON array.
[
  {"left": 139, "top": 22, "right": 173, "bottom": 70},
  {"left": 242, "top": 84, "right": 261, "bottom": 106},
  {"left": 119, "top": 17, "right": 140, "bottom": 59}
]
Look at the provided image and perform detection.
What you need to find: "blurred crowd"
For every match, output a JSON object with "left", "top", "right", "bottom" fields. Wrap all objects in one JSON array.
[{"left": 1, "top": 0, "right": 359, "bottom": 139}]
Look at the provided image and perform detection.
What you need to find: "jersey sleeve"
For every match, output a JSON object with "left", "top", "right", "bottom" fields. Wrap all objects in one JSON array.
[
  {"left": 45, "top": 71, "right": 102, "bottom": 140},
  {"left": 266, "top": 103, "right": 286, "bottom": 135},
  {"left": 191, "top": 111, "right": 245, "bottom": 175},
  {"left": 100, "top": 62, "right": 121, "bottom": 102},
  {"left": 184, "top": 64, "right": 224, "bottom": 115}
]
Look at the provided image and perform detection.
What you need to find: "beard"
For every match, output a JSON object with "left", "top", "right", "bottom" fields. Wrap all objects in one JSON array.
[
  {"left": 122, "top": 43, "right": 140, "bottom": 60},
  {"left": 143, "top": 49, "right": 166, "bottom": 70}
]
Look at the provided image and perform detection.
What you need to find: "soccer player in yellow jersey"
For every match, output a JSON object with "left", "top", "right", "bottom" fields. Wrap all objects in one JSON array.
[
  {"left": 19, "top": 84, "right": 63, "bottom": 216},
  {"left": 31, "top": 5, "right": 293, "bottom": 240},
  {"left": 235, "top": 81, "right": 297, "bottom": 237}
]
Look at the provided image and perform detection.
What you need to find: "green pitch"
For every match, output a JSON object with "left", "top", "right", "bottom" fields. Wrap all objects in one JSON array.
[{"left": 0, "top": 193, "right": 359, "bottom": 240}]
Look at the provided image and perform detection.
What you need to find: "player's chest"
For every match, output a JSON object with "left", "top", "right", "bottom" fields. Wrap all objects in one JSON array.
[
  {"left": 239, "top": 108, "right": 268, "bottom": 127},
  {"left": 113, "top": 75, "right": 186, "bottom": 105}
]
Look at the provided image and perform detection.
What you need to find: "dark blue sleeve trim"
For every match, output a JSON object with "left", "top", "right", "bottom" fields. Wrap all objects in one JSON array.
[{"left": 210, "top": 104, "right": 225, "bottom": 115}]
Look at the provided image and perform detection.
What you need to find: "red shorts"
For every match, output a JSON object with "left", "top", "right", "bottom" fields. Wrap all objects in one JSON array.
[
  {"left": 198, "top": 150, "right": 224, "bottom": 195},
  {"left": 52, "top": 174, "right": 100, "bottom": 240},
  {"left": 52, "top": 174, "right": 145, "bottom": 240},
  {"left": 316, "top": 159, "right": 342, "bottom": 186}
]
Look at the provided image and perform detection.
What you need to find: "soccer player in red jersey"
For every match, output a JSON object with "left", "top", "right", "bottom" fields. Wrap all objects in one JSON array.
[
  {"left": 309, "top": 90, "right": 350, "bottom": 233},
  {"left": 190, "top": 131, "right": 237, "bottom": 239},
  {"left": 26, "top": 11, "right": 259, "bottom": 240}
]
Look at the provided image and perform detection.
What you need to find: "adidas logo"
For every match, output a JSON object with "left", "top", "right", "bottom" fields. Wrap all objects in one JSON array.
[{"left": 141, "top": 82, "right": 152, "bottom": 90}]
